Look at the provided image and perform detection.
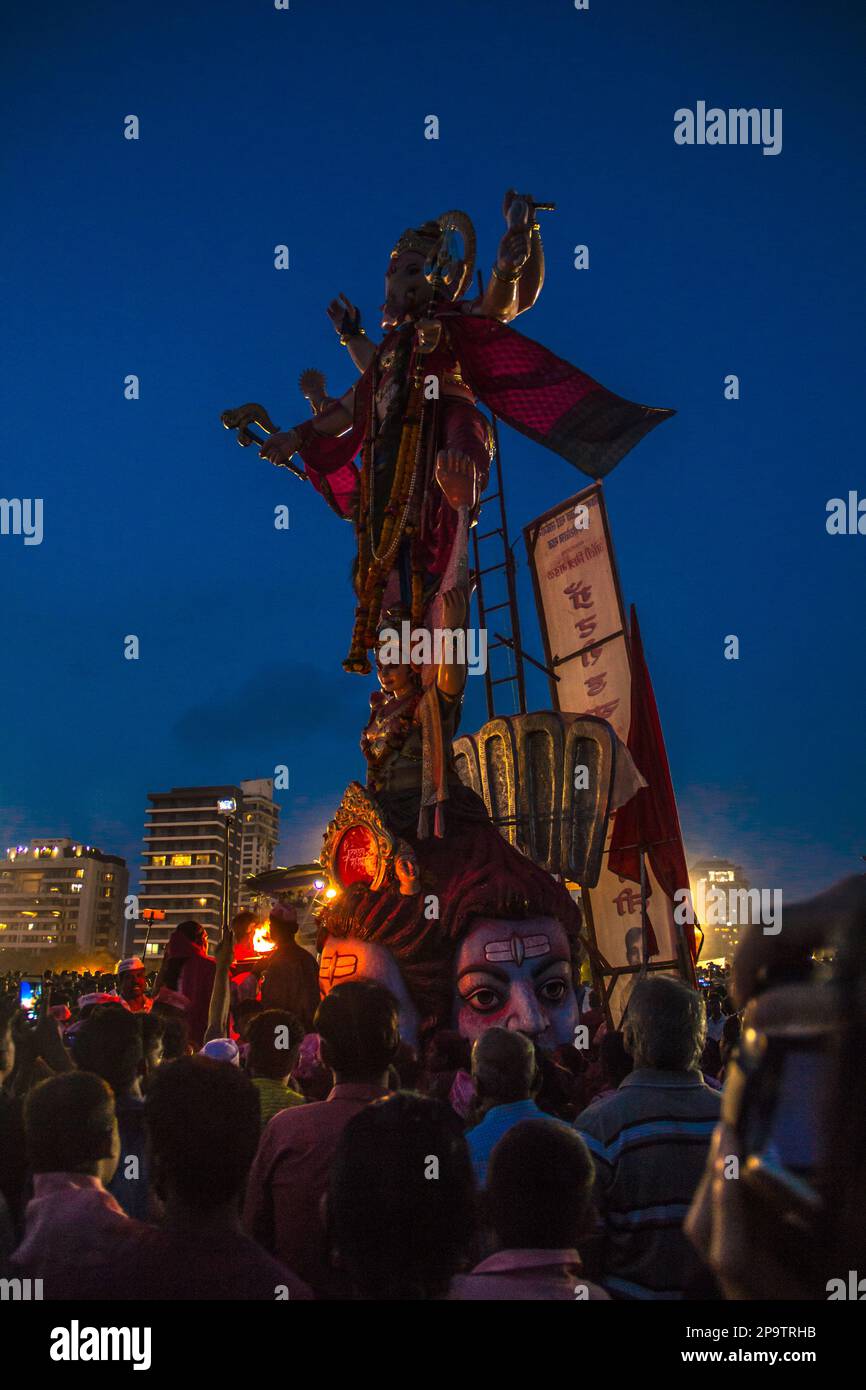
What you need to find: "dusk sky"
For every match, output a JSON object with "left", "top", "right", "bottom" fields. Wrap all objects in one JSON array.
[{"left": 3, "top": 0, "right": 863, "bottom": 902}]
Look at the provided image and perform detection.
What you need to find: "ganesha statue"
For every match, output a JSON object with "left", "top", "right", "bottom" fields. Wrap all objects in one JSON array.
[
  {"left": 224, "top": 188, "right": 672, "bottom": 684},
  {"left": 224, "top": 190, "right": 670, "bottom": 1053}
]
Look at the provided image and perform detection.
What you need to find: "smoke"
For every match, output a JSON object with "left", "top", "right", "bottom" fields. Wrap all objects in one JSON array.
[{"left": 679, "top": 780, "right": 857, "bottom": 900}]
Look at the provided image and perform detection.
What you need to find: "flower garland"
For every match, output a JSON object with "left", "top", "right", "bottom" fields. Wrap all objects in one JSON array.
[{"left": 343, "top": 374, "right": 426, "bottom": 674}]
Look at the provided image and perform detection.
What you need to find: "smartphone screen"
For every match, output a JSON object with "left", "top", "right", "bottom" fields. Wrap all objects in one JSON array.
[{"left": 19, "top": 978, "right": 43, "bottom": 1022}]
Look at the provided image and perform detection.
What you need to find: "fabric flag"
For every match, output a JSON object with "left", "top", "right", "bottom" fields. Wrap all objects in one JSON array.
[
  {"left": 608, "top": 606, "right": 696, "bottom": 966},
  {"left": 296, "top": 306, "right": 675, "bottom": 511}
]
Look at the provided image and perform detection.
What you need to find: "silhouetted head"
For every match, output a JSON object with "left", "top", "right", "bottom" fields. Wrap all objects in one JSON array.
[
  {"left": 328, "top": 1091, "right": 476, "bottom": 1298},
  {"left": 25, "top": 1071, "right": 118, "bottom": 1180},
  {"left": 247, "top": 1009, "right": 304, "bottom": 1080},
  {"left": 624, "top": 976, "right": 706, "bottom": 1072},
  {"left": 145, "top": 1056, "right": 260, "bottom": 1211},
  {"left": 72, "top": 1006, "right": 144, "bottom": 1097},
  {"left": 470, "top": 1027, "right": 537, "bottom": 1106},
  {"left": 314, "top": 980, "right": 400, "bottom": 1083},
  {"left": 176, "top": 919, "right": 208, "bottom": 951},
  {"left": 486, "top": 1118, "right": 596, "bottom": 1250},
  {"left": 268, "top": 905, "right": 299, "bottom": 948}
]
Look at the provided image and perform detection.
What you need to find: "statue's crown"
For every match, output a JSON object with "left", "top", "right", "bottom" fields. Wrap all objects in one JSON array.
[
  {"left": 390, "top": 211, "right": 476, "bottom": 302},
  {"left": 390, "top": 221, "right": 442, "bottom": 261}
]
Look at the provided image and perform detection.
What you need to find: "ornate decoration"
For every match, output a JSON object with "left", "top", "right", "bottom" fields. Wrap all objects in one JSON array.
[
  {"left": 321, "top": 781, "right": 420, "bottom": 894},
  {"left": 431, "top": 210, "right": 476, "bottom": 301},
  {"left": 298, "top": 369, "right": 330, "bottom": 413},
  {"left": 390, "top": 221, "right": 442, "bottom": 261},
  {"left": 452, "top": 712, "right": 617, "bottom": 886},
  {"left": 390, "top": 210, "right": 477, "bottom": 303}
]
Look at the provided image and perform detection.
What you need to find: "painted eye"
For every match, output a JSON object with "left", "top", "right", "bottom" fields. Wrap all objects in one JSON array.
[
  {"left": 538, "top": 978, "right": 568, "bottom": 1005},
  {"left": 462, "top": 987, "right": 502, "bottom": 1014}
]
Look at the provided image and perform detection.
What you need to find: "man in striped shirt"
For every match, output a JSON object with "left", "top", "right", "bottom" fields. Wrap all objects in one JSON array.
[{"left": 575, "top": 975, "right": 720, "bottom": 1299}]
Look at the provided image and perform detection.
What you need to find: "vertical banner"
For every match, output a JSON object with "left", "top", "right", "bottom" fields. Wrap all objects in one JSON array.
[
  {"left": 523, "top": 484, "right": 630, "bottom": 742},
  {"left": 586, "top": 833, "right": 686, "bottom": 1025},
  {"left": 524, "top": 484, "right": 691, "bottom": 1024}
]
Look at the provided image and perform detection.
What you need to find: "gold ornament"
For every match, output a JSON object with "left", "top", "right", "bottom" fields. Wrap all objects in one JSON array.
[{"left": 389, "top": 210, "right": 477, "bottom": 303}]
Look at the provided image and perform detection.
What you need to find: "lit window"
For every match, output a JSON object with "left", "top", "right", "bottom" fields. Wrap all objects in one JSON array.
[
  {"left": 194, "top": 854, "right": 210, "bottom": 865},
  {"left": 75, "top": 869, "right": 84, "bottom": 879},
  {"left": 71, "top": 883, "right": 82, "bottom": 893},
  {"left": 152, "top": 855, "right": 166, "bottom": 867},
  {"left": 171, "top": 854, "right": 192, "bottom": 867}
]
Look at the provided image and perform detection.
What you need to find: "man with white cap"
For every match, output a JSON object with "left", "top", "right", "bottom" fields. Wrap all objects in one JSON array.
[
  {"left": 116, "top": 957, "right": 152, "bottom": 1014},
  {"left": 199, "top": 1038, "right": 240, "bottom": 1066}
]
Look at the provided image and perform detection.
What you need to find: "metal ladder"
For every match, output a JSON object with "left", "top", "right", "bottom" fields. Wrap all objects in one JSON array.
[{"left": 471, "top": 413, "right": 527, "bottom": 719}]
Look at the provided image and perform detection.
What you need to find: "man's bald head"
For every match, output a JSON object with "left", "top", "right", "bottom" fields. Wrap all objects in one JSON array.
[{"left": 471, "top": 1027, "right": 536, "bottom": 1105}]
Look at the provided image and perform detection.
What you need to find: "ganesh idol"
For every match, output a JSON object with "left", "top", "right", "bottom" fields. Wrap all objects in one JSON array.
[
  {"left": 225, "top": 190, "right": 673, "bottom": 680},
  {"left": 222, "top": 189, "right": 671, "bottom": 1059}
]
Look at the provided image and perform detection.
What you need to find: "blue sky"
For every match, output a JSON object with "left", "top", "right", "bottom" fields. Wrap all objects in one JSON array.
[{"left": 2, "top": 0, "right": 863, "bottom": 899}]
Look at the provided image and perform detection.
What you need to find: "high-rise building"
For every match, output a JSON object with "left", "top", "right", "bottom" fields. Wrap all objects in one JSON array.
[
  {"left": 134, "top": 785, "right": 244, "bottom": 960},
  {"left": 689, "top": 856, "right": 752, "bottom": 962},
  {"left": 0, "top": 838, "right": 128, "bottom": 959},
  {"left": 133, "top": 780, "right": 281, "bottom": 960},
  {"left": 238, "top": 779, "right": 280, "bottom": 909}
]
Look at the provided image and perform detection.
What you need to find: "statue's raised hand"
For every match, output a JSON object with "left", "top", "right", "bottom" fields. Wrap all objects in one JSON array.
[
  {"left": 497, "top": 189, "right": 533, "bottom": 275},
  {"left": 326, "top": 292, "right": 361, "bottom": 339},
  {"left": 497, "top": 228, "right": 531, "bottom": 276}
]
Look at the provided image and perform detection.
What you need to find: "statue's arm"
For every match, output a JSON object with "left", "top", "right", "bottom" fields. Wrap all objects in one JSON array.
[
  {"left": 259, "top": 389, "right": 355, "bottom": 468},
  {"left": 304, "top": 390, "right": 355, "bottom": 437},
  {"left": 436, "top": 588, "right": 468, "bottom": 698},
  {"left": 344, "top": 331, "right": 377, "bottom": 373},
  {"left": 516, "top": 222, "right": 545, "bottom": 314},
  {"left": 477, "top": 263, "right": 521, "bottom": 322},
  {"left": 475, "top": 190, "right": 545, "bottom": 322}
]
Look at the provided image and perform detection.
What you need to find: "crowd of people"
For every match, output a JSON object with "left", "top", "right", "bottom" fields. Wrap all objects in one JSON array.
[{"left": 1, "top": 876, "right": 863, "bottom": 1301}]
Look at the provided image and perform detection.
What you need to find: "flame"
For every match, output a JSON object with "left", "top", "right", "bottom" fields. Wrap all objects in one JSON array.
[{"left": 253, "top": 923, "right": 276, "bottom": 954}]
